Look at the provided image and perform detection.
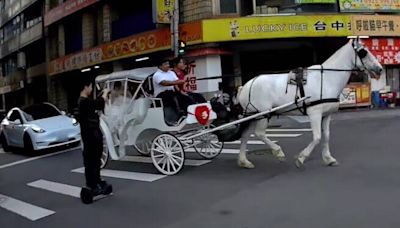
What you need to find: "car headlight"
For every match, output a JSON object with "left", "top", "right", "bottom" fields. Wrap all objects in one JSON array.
[
  {"left": 31, "top": 125, "right": 46, "bottom": 133},
  {"left": 72, "top": 118, "right": 79, "bottom": 126}
]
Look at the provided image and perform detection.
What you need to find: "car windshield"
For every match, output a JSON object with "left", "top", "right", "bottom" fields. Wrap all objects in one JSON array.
[{"left": 22, "top": 103, "right": 61, "bottom": 121}]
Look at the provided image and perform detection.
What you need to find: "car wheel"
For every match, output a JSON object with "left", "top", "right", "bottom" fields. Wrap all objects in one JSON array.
[
  {"left": 23, "top": 133, "right": 35, "bottom": 154},
  {"left": 0, "top": 133, "right": 11, "bottom": 152}
]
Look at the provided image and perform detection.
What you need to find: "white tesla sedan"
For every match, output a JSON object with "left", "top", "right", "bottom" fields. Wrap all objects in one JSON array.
[{"left": 0, "top": 103, "right": 81, "bottom": 152}]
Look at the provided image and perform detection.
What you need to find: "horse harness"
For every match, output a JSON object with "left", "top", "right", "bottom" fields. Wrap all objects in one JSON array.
[{"left": 243, "top": 40, "right": 371, "bottom": 117}]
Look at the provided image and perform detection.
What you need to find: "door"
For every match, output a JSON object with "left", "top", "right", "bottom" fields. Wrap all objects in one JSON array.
[{"left": 5, "top": 110, "right": 25, "bottom": 147}]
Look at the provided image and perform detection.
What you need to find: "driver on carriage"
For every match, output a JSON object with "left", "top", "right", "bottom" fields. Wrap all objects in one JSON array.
[{"left": 153, "top": 59, "right": 192, "bottom": 117}]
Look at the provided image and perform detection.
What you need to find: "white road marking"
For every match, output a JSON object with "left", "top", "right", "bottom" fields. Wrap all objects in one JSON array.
[
  {"left": 0, "top": 193, "right": 55, "bottom": 221},
  {"left": 120, "top": 155, "right": 211, "bottom": 166},
  {"left": 287, "top": 116, "right": 311, "bottom": 123},
  {"left": 27, "top": 180, "right": 81, "bottom": 198},
  {"left": 250, "top": 134, "right": 301, "bottom": 137},
  {"left": 186, "top": 148, "right": 240, "bottom": 154},
  {"left": 71, "top": 167, "right": 166, "bottom": 182},
  {"left": 266, "top": 128, "right": 312, "bottom": 132},
  {"left": 0, "top": 147, "right": 77, "bottom": 170},
  {"left": 225, "top": 140, "right": 277, "bottom": 145}
]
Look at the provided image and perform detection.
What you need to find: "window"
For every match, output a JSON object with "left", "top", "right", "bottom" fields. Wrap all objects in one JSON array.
[
  {"left": 214, "top": 0, "right": 240, "bottom": 14},
  {"left": 22, "top": 103, "right": 61, "bottom": 120},
  {"left": 8, "top": 110, "right": 22, "bottom": 122}
]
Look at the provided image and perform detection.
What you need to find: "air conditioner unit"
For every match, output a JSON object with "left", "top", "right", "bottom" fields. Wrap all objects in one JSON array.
[{"left": 17, "top": 52, "right": 26, "bottom": 69}]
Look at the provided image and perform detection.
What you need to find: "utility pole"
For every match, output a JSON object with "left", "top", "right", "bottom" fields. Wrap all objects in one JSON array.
[{"left": 171, "top": 0, "right": 179, "bottom": 57}]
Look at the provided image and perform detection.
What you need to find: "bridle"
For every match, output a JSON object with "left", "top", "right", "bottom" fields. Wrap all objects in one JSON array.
[{"left": 351, "top": 39, "right": 369, "bottom": 73}]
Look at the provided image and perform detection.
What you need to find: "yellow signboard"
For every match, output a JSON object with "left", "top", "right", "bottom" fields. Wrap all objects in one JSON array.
[
  {"left": 154, "top": 0, "right": 175, "bottom": 23},
  {"left": 202, "top": 15, "right": 351, "bottom": 42},
  {"left": 352, "top": 15, "right": 400, "bottom": 36},
  {"left": 339, "top": 0, "right": 400, "bottom": 12}
]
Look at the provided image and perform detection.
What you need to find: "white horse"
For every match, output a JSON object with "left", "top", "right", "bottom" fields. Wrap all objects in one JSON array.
[{"left": 237, "top": 39, "right": 383, "bottom": 169}]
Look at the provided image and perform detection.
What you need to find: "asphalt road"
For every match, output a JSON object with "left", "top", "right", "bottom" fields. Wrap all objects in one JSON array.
[{"left": 0, "top": 109, "right": 399, "bottom": 228}]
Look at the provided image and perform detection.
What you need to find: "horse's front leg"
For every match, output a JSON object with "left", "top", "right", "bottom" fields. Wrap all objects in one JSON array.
[
  {"left": 238, "top": 122, "right": 256, "bottom": 169},
  {"left": 321, "top": 115, "right": 339, "bottom": 166},
  {"left": 254, "top": 119, "right": 286, "bottom": 162},
  {"left": 295, "top": 112, "right": 322, "bottom": 168}
]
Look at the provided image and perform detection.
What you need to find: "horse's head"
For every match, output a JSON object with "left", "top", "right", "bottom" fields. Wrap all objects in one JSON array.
[{"left": 351, "top": 39, "right": 383, "bottom": 80}]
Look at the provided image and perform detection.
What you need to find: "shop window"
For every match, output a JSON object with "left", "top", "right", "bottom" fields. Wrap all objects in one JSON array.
[
  {"left": 214, "top": 0, "right": 240, "bottom": 14},
  {"left": 349, "top": 71, "right": 368, "bottom": 84}
]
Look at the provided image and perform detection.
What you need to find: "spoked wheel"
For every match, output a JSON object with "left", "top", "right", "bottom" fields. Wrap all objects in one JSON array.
[
  {"left": 134, "top": 141, "right": 152, "bottom": 156},
  {"left": 100, "top": 135, "right": 109, "bottom": 169},
  {"left": 150, "top": 133, "right": 185, "bottom": 175},
  {"left": 193, "top": 133, "right": 224, "bottom": 159}
]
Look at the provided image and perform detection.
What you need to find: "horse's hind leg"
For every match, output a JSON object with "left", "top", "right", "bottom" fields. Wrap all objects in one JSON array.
[
  {"left": 254, "top": 119, "right": 286, "bottom": 162},
  {"left": 321, "top": 115, "right": 339, "bottom": 166},
  {"left": 238, "top": 122, "right": 256, "bottom": 169},
  {"left": 295, "top": 112, "right": 322, "bottom": 168}
]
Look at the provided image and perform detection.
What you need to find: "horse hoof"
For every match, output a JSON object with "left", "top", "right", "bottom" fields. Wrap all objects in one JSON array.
[
  {"left": 276, "top": 156, "right": 286, "bottom": 163},
  {"left": 272, "top": 149, "right": 286, "bottom": 163},
  {"left": 328, "top": 160, "right": 339, "bottom": 167},
  {"left": 238, "top": 160, "right": 255, "bottom": 169},
  {"left": 295, "top": 158, "right": 304, "bottom": 169}
]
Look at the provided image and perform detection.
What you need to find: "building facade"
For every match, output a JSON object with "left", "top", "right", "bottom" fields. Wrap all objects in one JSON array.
[
  {"left": 43, "top": 0, "right": 400, "bottom": 111},
  {"left": 0, "top": 0, "right": 46, "bottom": 112}
]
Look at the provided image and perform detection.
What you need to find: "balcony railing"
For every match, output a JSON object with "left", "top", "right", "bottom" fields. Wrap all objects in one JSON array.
[
  {"left": 0, "top": 0, "right": 38, "bottom": 28},
  {"left": 0, "top": 22, "right": 43, "bottom": 59}
]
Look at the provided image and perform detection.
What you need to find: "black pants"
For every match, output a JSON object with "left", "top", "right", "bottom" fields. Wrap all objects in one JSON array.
[{"left": 81, "top": 128, "right": 103, "bottom": 188}]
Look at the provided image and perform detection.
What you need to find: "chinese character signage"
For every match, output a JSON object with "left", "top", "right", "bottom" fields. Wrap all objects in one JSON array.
[
  {"left": 363, "top": 38, "right": 400, "bottom": 65},
  {"left": 202, "top": 15, "right": 352, "bottom": 42},
  {"left": 352, "top": 15, "right": 400, "bottom": 36},
  {"left": 153, "top": 0, "right": 175, "bottom": 23},
  {"left": 339, "top": 0, "right": 400, "bottom": 12}
]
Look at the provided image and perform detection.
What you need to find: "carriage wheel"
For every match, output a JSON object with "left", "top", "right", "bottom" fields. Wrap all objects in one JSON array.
[
  {"left": 193, "top": 133, "right": 224, "bottom": 159},
  {"left": 100, "top": 135, "right": 109, "bottom": 169},
  {"left": 134, "top": 141, "right": 152, "bottom": 156},
  {"left": 151, "top": 133, "right": 185, "bottom": 175}
]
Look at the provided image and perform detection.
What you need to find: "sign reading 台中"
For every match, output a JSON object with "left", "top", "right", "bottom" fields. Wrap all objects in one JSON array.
[{"left": 202, "top": 15, "right": 352, "bottom": 42}]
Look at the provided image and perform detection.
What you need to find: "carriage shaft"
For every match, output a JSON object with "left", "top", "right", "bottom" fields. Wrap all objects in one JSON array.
[{"left": 182, "top": 96, "right": 310, "bottom": 141}]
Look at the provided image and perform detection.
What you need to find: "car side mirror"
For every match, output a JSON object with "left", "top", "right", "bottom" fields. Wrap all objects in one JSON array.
[
  {"left": 13, "top": 119, "right": 21, "bottom": 125},
  {"left": 61, "top": 111, "right": 66, "bottom": 115}
]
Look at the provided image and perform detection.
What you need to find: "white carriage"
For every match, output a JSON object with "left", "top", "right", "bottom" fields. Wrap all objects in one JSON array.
[{"left": 96, "top": 67, "right": 224, "bottom": 175}]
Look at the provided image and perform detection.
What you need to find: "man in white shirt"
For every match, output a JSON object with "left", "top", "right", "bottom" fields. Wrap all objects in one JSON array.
[
  {"left": 153, "top": 59, "right": 184, "bottom": 97},
  {"left": 153, "top": 59, "right": 186, "bottom": 116}
]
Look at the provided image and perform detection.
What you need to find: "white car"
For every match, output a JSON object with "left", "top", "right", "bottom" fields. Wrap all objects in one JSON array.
[{"left": 0, "top": 103, "right": 81, "bottom": 152}]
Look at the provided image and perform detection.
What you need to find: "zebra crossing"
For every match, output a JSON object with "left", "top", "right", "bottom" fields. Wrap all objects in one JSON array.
[{"left": 0, "top": 128, "right": 311, "bottom": 221}]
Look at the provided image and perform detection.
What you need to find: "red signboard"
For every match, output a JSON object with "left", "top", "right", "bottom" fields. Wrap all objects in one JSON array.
[
  {"left": 48, "top": 22, "right": 203, "bottom": 76},
  {"left": 44, "top": 0, "right": 99, "bottom": 26},
  {"left": 363, "top": 38, "right": 400, "bottom": 65}
]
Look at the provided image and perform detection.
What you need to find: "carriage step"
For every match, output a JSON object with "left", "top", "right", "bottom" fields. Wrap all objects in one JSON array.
[{"left": 120, "top": 155, "right": 211, "bottom": 167}]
